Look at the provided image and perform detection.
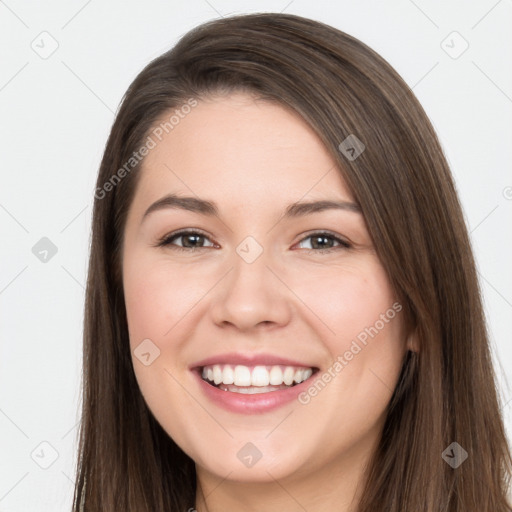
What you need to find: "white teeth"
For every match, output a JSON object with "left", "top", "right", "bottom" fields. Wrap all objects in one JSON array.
[
  {"left": 213, "top": 365, "right": 223, "bottom": 385},
  {"left": 283, "top": 367, "right": 295, "bottom": 386},
  {"left": 200, "top": 363, "right": 315, "bottom": 388},
  {"left": 251, "top": 366, "right": 270, "bottom": 386},
  {"left": 222, "top": 365, "right": 234, "bottom": 384},
  {"left": 233, "top": 365, "right": 252, "bottom": 386},
  {"left": 218, "top": 384, "right": 290, "bottom": 394},
  {"left": 269, "top": 366, "right": 283, "bottom": 385}
]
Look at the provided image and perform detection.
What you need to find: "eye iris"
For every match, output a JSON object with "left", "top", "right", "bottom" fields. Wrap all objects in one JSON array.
[
  {"left": 182, "top": 234, "right": 204, "bottom": 248},
  {"left": 311, "top": 235, "right": 333, "bottom": 249}
]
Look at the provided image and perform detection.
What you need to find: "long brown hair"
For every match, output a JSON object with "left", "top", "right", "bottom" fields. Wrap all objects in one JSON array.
[{"left": 73, "top": 12, "right": 512, "bottom": 511}]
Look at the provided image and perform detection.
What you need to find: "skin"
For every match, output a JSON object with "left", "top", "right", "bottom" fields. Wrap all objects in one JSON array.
[{"left": 122, "top": 92, "right": 411, "bottom": 512}]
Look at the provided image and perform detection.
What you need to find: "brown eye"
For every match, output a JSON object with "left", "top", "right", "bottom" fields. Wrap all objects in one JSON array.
[
  {"left": 296, "top": 232, "right": 351, "bottom": 252},
  {"left": 157, "top": 230, "right": 215, "bottom": 251}
]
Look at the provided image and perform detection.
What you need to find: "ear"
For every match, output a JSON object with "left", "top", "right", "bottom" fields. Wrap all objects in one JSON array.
[{"left": 406, "top": 329, "right": 419, "bottom": 353}]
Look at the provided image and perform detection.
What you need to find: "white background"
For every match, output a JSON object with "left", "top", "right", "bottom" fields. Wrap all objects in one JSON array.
[{"left": 0, "top": 1, "right": 511, "bottom": 510}]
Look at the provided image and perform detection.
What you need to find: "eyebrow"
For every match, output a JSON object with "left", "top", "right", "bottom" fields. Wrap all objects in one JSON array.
[{"left": 142, "top": 193, "right": 361, "bottom": 222}]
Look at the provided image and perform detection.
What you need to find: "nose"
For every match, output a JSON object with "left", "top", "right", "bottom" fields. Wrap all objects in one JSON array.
[{"left": 209, "top": 246, "right": 292, "bottom": 332}]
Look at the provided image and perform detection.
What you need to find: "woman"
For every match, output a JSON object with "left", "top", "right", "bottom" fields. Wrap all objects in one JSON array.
[{"left": 73, "top": 12, "right": 512, "bottom": 511}]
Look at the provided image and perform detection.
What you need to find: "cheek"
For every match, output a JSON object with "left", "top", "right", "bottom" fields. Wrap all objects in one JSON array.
[
  {"left": 287, "top": 259, "right": 400, "bottom": 344},
  {"left": 122, "top": 252, "right": 210, "bottom": 446},
  {"left": 289, "top": 265, "right": 405, "bottom": 453},
  {"left": 123, "top": 253, "right": 207, "bottom": 348},
  {"left": 288, "top": 260, "right": 406, "bottom": 399}
]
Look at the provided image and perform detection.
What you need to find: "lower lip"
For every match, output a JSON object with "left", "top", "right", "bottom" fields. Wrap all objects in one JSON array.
[{"left": 192, "top": 370, "right": 314, "bottom": 414}]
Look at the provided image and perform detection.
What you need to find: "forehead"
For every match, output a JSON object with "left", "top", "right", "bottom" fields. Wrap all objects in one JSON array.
[{"left": 134, "top": 92, "right": 354, "bottom": 212}]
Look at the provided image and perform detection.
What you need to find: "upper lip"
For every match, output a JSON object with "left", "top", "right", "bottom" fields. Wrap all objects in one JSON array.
[{"left": 190, "top": 352, "right": 317, "bottom": 370}]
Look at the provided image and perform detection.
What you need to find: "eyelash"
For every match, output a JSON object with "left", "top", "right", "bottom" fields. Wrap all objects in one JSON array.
[{"left": 156, "top": 229, "right": 351, "bottom": 254}]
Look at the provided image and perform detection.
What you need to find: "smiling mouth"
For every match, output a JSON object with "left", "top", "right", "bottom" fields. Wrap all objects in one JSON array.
[{"left": 199, "top": 364, "right": 318, "bottom": 394}]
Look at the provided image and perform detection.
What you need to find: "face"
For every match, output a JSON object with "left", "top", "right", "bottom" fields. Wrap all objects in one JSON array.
[{"left": 122, "top": 92, "right": 408, "bottom": 486}]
